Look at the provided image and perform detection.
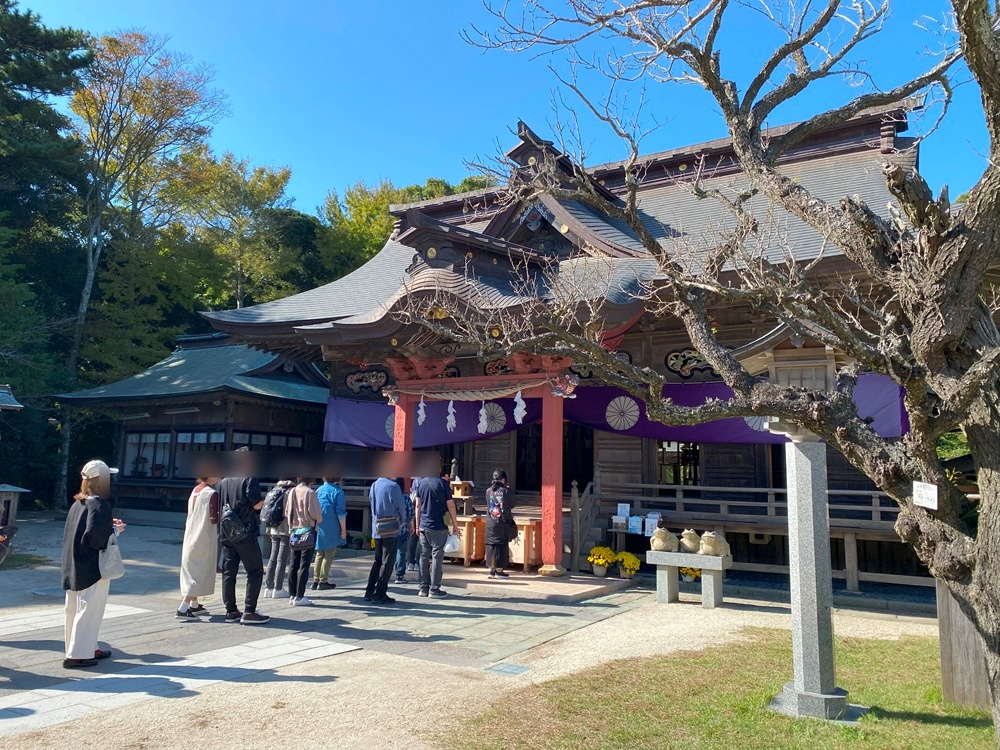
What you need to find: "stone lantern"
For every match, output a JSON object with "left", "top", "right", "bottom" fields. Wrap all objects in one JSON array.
[{"left": 0, "top": 385, "right": 26, "bottom": 565}]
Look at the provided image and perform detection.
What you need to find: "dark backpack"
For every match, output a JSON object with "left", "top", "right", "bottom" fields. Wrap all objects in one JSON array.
[{"left": 260, "top": 484, "right": 288, "bottom": 527}]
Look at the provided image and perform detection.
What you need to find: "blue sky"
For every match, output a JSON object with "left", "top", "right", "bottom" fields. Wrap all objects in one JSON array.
[{"left": 26, "top": 1, "right": 989, "bottom": 213}]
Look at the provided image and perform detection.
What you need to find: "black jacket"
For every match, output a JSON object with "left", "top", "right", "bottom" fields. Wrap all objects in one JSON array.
[
  {"left": 216, "top": 476, "right": 261, "bottom": 536},
  {"left": 61, "top": 496, "right": 113, "bottom": 591},
  {"left": 484, "top": 484, "right": 517, "bottom": 545}
]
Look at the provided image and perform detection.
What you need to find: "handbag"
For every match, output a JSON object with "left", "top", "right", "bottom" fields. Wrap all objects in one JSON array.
[
  {"left": 289, "top": 526, "right": 316, "bottom": 549},
  {"left": 374, "top": 516, "right": 400, "bottom": 537},
  {"left": 99, "top": 533, "right": 125, "bottom": 580}
]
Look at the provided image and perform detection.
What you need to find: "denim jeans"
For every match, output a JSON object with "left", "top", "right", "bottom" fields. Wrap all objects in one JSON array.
[
  {"left": 221, "top": 535, "right": 264, "bottom": 614},
  {"left": 288, "top": 546, "right": 315, "bottom": 599},
  {"left": 394, "top": 529, "right": 409, "bottom": 578},
  {"left": 419, "top": 529, "right": 449, "bottom": 591},
  {"left": 265, "top": 534, "right": 289, "bottom": 590},
  {"left": 365, "top": 536, "right": 399, "bottom": 598},
  {"left": 407, "top": 532, "right": 419, "bottom": 566}
]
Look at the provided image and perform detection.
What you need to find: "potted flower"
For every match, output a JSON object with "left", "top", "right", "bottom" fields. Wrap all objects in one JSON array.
[
  {"left": 616, "top": 550, "right": 640, "bottom": 579},
  {"left": 587, "top": 546, "right": 616, "bottom": 577},
  {"left": 680, "top": 566, "right": 701, "bottom": 583}
]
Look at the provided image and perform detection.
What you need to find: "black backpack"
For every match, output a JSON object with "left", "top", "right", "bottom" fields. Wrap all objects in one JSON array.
[{"left": 260, "top": 484, "right": 288, "bottom": 527}]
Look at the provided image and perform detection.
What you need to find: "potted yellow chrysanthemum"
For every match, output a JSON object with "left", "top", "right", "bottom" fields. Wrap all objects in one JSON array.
[
  {"left": 616, "top": 551, "right": 641, "bottom": 579},
  {"left": 587, "top": 546, "right": 616, "bottom": 577},
  {"left": 680, "top": 566, "right": 701, "bottom": 583}
]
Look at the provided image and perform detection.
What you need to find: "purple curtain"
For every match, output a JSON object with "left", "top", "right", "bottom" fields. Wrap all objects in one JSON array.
[{"left": 324, "top": 373, "right": 906, "bottom": 448}]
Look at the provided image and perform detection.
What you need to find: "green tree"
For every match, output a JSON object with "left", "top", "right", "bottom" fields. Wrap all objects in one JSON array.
[
  {"left": 187, "top": 148, "right": 292, "bottom": 309},
  {"left": 0, "top": 1, "right": 90, "bottom": 502},
  {"left": 321, "top": 174, "right": 498, "bottom": 273},
  {"left": 59, "top": 30, "right": 226, "bottom": 501}
]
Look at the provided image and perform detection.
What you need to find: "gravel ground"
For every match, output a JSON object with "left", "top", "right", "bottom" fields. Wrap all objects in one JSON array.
[{"left": 11, "top": 594, "right": 937, "bottom": 750}]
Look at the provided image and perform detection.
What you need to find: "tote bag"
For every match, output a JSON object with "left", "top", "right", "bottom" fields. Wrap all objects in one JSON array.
[{"left": 99, "top": 533, "right": 125, "bottom": 580}]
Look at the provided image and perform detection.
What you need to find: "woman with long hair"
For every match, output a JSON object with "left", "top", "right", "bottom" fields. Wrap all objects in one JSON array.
[
  {"left": 484, "top": 469, "right": 516, "bottom": 579},
  {"left": 61, "top": 460, "right": 125, "bottom": 669},
  {"left": 176, "top": 476, "right": 219, "bottom": 619}
]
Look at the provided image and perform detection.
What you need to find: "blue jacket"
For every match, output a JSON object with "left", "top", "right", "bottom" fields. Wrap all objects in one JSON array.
[
  {"left": 316, "top": 482, "right": 346, "bottom": 551},
  {"left": 369, "top": 477, "right": 407, "bottom": 539}
]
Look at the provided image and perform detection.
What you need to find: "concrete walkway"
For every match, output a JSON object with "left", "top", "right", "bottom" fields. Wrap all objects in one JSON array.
[{"left": 0, "top": 513, "right": 939, "bottom": 748}]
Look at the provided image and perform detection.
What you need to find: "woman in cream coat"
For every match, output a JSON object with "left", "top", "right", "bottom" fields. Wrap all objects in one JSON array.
[{"left": 176, "top": 477, "right": 219, "bottom": 619}]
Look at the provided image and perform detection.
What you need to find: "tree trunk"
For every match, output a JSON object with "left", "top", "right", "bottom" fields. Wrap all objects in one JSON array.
[
  {"left": 55, "top": 407, "right": 72, "bottom": 508},
  {"left": 58, "top": 222, "right": 103, "bottom": 505}
]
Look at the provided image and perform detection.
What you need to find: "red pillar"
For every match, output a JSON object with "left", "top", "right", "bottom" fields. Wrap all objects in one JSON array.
[
  {"left": 392, "top": 395, "right": 413, "bottom": 492},
  {"left": 539, "top": 391, "right": 566, "bottom": 576}
]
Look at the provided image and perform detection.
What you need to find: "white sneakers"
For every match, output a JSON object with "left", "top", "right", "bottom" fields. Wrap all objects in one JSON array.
[
  {"left": 264, "top": 588, "right": 289, "bottom": 599},
  {"left": 289, "top": 596, "right": 314, "bottom": 606}
]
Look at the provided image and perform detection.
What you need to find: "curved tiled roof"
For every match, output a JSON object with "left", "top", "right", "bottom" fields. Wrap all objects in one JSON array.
[
  {"left": 202, "top": 240, "right": 415, "bottom": 328},
  {"left": 58, "top": 343, "right": 328, "bottom": 405}
]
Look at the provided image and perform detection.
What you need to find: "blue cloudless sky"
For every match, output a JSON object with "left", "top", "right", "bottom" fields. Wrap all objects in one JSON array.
[{"left": 25, "top": 1, "right": 989, "bottom": 213}]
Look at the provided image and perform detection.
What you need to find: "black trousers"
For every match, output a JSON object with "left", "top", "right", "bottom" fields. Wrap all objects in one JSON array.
[
  {"left": 288, "top": 546, "right": 315, "bottom": 599},
  {"left": 486, "top": 542, "right": 510, "bottom": 571},
  {"left": 365, "top": 537, "right": 399, "bottom": 598},
  {"left": 221, "top": 535, "right": 264, "bottom": 614}
]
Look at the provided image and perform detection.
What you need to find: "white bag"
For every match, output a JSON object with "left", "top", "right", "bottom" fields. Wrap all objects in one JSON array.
[
  {"left": 443, "top": 533, "right": 461, "bottom": 554},
  {"left": 99, "top": 534, "right": 125, "bottom": 580}
]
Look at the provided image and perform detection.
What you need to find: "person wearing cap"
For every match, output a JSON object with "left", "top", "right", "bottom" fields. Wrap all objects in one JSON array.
[{"left": 61, "top": 460, "right": 125, "bottom": 669}]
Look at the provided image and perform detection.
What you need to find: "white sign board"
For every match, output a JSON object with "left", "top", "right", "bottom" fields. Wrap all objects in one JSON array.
[
  {"left": 913, "top": 481, "right": 938, "bottom": 510},
  {"left": 616, "top": 503, "right": 631, "bottom": 518}
]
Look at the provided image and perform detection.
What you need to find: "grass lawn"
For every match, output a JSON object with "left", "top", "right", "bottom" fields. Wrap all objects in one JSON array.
[
  {"left": 450, "top": 628, "right": 994, "bottom": 750},
  {"left": 0, "top": 552, "right": 50, "bottom": 570}
]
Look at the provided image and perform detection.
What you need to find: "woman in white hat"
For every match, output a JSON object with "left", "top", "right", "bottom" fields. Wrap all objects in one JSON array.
[{"left": 61, "top": 459, "right": 125, "bottom": 669}]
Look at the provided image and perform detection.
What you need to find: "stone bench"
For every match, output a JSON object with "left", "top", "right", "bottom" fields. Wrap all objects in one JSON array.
[{"left": 645, "top": 550, "right": 733, "bottom": 609}]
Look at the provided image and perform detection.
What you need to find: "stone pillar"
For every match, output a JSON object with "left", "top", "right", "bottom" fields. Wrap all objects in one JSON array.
[
  {"left": 771, "top": 432, "right": 855, "bottom": 720},
  {"left": 539, "top": 391, "right": 565, "bottom": 576}
]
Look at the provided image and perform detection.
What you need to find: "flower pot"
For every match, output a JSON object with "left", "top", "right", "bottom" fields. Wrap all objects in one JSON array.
[
  {"left": 620, "top": 569, "right": 634, "bottom": 579},
  {"left": 681, "top": 573, "right": 697, "bottom": 583},
  {"left": 351, "top": 538, "right": 363, "bottom": 550},
  {"left": 592, "top": 564, "right": 608, "bottom": 577}
]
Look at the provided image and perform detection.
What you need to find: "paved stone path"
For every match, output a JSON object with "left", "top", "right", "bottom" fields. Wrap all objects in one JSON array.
[
  {"left": 0, "top": 515, "right": 648, "bottom": 739},
  {"left": 0, "top": 634, "right": 358, "bottom": 736}
]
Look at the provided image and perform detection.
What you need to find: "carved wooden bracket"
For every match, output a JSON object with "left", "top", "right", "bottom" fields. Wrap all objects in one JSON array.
[{"left": 384, "top": 355, "right": 455, "bottom": 381}]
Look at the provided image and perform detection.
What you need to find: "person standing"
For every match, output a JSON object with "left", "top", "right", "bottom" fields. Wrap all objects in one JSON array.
[
  {"left": 176, "top": 476, "right": 219, "bottom": 619},
  {"left": 364, "top": 475, "right": 407, "bottom": 604},
  {"left": 216, "top": 474, "right": 269, "bottom": 625},
  {"left": 414, "top": 465, "right": 459, "bottom": 599},
  {"left": 62, "top": 459, "right": 126, "bottom": 669},
  {"left": 393, "top": 479, "right": 415, "bottom": 584},
  {"left": 284, "top": 478, "right": 322, "bottom": 605},
  {"left": 263, "top": 479, "right": 295, "bottom": 600},
  {"left": 313, "top": 477, "right": 346, "bottom": 590},
  {"left": 484, "top": 469, "right": 517, "bottom": 579}
]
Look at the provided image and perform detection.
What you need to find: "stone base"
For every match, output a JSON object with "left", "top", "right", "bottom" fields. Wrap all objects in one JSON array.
[
  {"left": 770, "top": 682, "right": 867, "bottom": 725},
  {"left": 538, "top": 564, "right": 566, "bottom": 577}
]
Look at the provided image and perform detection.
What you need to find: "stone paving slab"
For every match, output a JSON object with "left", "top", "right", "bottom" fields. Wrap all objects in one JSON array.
[
  {"left": 0, "top": 603, "right": 148, "bottom": 637},
  {"left": 0, "top": 634, "right": 358, "bottom": 737}
]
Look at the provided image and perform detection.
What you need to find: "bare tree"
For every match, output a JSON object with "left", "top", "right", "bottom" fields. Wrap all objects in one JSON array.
[{"left": 407, "top": 0, "right": 1000, "bottom": 730}]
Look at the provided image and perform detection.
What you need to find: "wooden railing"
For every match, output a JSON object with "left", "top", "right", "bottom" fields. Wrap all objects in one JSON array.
[{"left": 598, "top": 482, "right": 902, "bottom": 533}]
